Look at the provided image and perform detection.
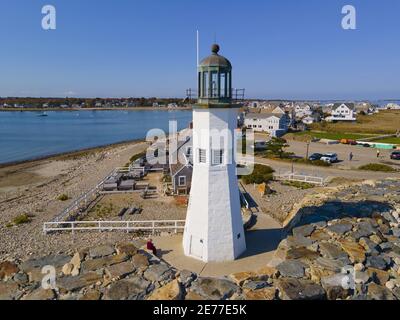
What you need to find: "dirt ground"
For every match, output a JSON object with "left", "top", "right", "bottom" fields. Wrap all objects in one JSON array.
[
  {"left": 0, "top": 141, "right": 151, "bottom": 260},
  {"left": 84, "top": 173, "right": 187, "bottom": 221},
  {"left": 244, "top": 181, "right": 320, "bottom": 224}
]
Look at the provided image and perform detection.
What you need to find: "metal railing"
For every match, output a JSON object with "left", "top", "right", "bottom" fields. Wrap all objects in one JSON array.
[
  {"left": 44, "top": 220, "right": 186, "bottom": 235},
  {"left": 274, "top": 173, "right": 325, "bottom": 185},
  {"left": 54, "top": 169, "right": 120, "bottom": 222}
]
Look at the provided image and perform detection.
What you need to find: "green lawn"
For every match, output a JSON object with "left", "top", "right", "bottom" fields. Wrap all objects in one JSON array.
[
  {"left": 371, "top": 137, "right": 400, "bottom": 145},
  {"left": 291, "top": 131, "right": 376, "bottom": 141}
]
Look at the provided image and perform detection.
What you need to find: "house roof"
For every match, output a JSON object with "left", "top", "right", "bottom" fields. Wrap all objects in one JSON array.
[
  {"left": 245, "top": 113, "right": 286, "bottom": 120},
  {"left": 169, "top": 135, "right": 193, "bottom": 177},
  {"left": 332, "top": 103, "right": 355, "bottom": 111}
]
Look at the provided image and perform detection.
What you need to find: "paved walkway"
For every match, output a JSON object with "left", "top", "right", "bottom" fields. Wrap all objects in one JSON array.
[
  {"left": 153, "top": 214, "right": 284, "bottom": 277},
  {"left": 286, "top": 140, "right": 400, "bottom": 169},
  {"left": 254, "top": 157, "right": 400, "bottom": 181}
]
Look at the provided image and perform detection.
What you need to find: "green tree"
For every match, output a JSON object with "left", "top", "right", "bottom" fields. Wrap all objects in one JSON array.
[{"left": 266, "top": 137, "right": 289, "bottom": 158}]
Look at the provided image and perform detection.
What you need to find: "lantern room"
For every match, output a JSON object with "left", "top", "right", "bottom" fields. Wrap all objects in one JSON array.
[{"left": 197, "top": 44, "right": 232, "bottom": 106}]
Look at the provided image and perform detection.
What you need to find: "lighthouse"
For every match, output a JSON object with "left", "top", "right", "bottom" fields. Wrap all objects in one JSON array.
[{"left": 183, "top": 44, "right": 246, "bottom": 262}]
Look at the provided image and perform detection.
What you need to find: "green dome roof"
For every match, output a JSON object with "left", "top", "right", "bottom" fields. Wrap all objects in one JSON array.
[{"left": 199, "top": 44, "right": 232, "bottom": 69}]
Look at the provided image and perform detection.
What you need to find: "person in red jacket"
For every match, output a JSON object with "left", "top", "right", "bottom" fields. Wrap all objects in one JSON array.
[{"left": 147, "top": 239, "right": 157, "bottom": 256}]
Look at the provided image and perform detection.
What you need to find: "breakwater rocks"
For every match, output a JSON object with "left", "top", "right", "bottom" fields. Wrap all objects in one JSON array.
[{"left": 1, "top": 179, "right": 400, "bottom": 300}]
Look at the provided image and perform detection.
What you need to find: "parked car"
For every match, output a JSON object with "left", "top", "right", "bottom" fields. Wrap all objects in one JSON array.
[
  {"left": 391, "top": 151, "right": 400, "bottom": 160},
  {"left": 309, "top": 153, "right": 323, "bottom": 161},
  {"left": 340, "top": 139, "right": 358, "bottom": 145},
  {"left": 320, "top": 153, "right": 338, "bottom": 163}
]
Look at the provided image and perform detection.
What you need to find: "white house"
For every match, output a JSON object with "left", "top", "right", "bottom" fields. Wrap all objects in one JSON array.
[
  {"left": 245, "top": 113, "right": 289, "bottom": 137},
  {"left": 294, "top": 104, "right": 313, "bottom": 119},
  {"left": 326, "top": 103, "right": 356, "bottom": 121},
  {"left": 302, "top": 115, "right": 316, "bottom": 125},
  {"left": 386, "top": 103, "right": 400, "bottom": 110}
]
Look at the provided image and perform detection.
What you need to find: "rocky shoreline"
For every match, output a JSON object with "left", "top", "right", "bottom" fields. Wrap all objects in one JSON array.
[{"left": 2, "top": 179, "right": 400, "bottom": 300}]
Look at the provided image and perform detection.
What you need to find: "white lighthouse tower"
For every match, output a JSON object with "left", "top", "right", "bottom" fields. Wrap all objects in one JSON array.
[{"left": 183, "top": 44, "right": 246, "bottom": 262}]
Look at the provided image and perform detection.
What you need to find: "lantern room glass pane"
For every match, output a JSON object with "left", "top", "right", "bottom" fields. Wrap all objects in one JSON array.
[
  {"left": 211, "top": 72, "right": 218, "bottom": 98},
  {"left": 220, "top": 73, "right": 226, "bottom": 98},
  {"left": 203, "top": 72, "right": 209, "bottom": 98}
]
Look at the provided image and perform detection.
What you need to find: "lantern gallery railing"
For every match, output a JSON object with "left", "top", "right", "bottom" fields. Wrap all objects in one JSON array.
[
  {"left": 43, "top": 220, "right": 186, "bottom": 235},
  {"left": 185, "top": 88, "right": 245, "bottom": 102}
]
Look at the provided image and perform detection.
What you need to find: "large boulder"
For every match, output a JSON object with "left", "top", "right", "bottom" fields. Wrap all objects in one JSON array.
[
  {"left": 327, "top": 222, "right": 353, "bottom": 236},
  {"left": 21, "top": 289, "right": 55, "bottom": 300},
  {"left": 131, "top": 253, "right": 150, "bottom": 271},
  {"left": 319, "top": 242, "right": 348, "bottom": 260},
  {"left": 229, "top": 271, "right": 258, "bottom": 286},
  {"left": 116, "top": 243, "right": 138, "bottom": 257},
  {"left": 242, "top": 287, "right": 276, "bottom": 300},
  {"left": 81, "top": 254, "right": 128, "bottom": 272},
  {"left": 105, "top": 276, "right": 150, "bottom": 300},
  {"left": 143, "top": 263, "right": 174, "bottom": 283},
  {"left": 0, "top": 261, "right": 19, "bottom": 280},
  {"left": 276, "top": 260, "right": 306, "bottom": 279},
  {"left": 147, "top": 280, "right": 183, "bottom": 300},
  {"left": 292, "top": 225, "right": 315, "bottom": 238},
  {"left": 89, "top": 245, "right": 115, "bottom": 259},
  {"left": 277, "top": 278, "right": 326, "bottom": 300},
  {"left": 57, "top": 271, "right": 103, "bottom": 292},
  {"left": 190, "top": 277, "right": 240, "bottom": 300},
  {"left": 365, "top": 256, "right": 387, "bottom": 270},
  {"left": 367, "top": 283, "right": 396, "bottom": 300},
  {"left": 338, "top": 239, "right": 366, "bottom": 263},
  {"left": 20, "top": 254, "right": 71, "bottom": 274},
  {"left": 0, "top": 281, "right": 20, "bottom": 300},
  {"left": 105, "top": 261, "right": 136, "bottom": 280}
]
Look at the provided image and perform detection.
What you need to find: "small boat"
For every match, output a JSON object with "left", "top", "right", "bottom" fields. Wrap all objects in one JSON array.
[{"left": 37, "top": 112, "right": 48, "bottom": 117}]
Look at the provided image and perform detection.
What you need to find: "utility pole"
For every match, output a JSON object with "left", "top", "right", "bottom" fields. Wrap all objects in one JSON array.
[{"left": 306, "top": 141, "right": 310, "bottom": 160}]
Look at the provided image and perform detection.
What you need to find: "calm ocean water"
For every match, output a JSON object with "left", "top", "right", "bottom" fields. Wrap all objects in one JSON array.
[{"left": 0, "top": 110, "right": 192, "bottom": 165}]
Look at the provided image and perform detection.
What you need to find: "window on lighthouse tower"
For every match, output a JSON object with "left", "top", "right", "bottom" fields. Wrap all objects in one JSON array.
[
  {"left": 198, "top": 149, "right": 207, "bottom": 163},
  {"left": 212, "top": 149, "right": 224, "bottom": 165}
]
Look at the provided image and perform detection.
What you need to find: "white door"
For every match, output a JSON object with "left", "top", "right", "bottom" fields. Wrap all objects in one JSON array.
[{"left": 190, "top": 236, "right": 204, "bottom": 259}]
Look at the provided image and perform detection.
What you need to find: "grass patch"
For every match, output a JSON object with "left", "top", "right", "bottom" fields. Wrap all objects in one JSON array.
[
  {"left": 288, "top": 131, "right": 376, "bottom": 141},
  {"left": 281, "top": 181, "right": 315, "bottom": 189},
  {"left": 310, "top": 110, "right": 400, "bottom": 135},
  {"left": 370, "top": 137, "right": 400, "bottom": 145},
  {"left": 358, "top": 163, "right": 396, "bottom": 172},
  {"left": 240, "top": 164, "right": 274, "bottom": 185},
  {"left": 12, "top": 214, "right": 31, "bottom": 225},
  {"left": 130, "top": 151, "right": 146, "bottom": 163},
  {"left": 291, "top": 158, "right": 331, "bottom": 167},
  {"left": 57, "top": 194, "right": 69, "bottom": 201}
]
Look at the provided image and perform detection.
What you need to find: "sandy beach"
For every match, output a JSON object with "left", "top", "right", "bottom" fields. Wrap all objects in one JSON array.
[{"left": 0, "top": 140, "right": 154, "bottom": 261}]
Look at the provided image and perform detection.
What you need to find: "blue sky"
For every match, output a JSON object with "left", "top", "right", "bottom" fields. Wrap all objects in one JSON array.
[{"left": 0, "top": 0, "right": 399, "bottom": 100}]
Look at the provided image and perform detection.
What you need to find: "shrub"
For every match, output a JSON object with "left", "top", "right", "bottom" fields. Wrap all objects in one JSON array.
[
  {"left": 13, "top": 214, "right": 31, "bottom": 225},
  {"left": 282, "top": 181, "right": 315, "bottom": 189},
  {"left": 240, "top": 164, "right": 274, "bottom": 185},
  {"left": 57, "top": 194, "right": 69, "bottom": 201},
  {"left": 130, "top": 151, "right": 146, "bottom": 163},
  {"left": 358, "top": 163, "right": 395, "bottom": 172}
]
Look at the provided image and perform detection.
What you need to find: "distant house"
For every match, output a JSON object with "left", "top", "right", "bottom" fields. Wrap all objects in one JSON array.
[
  {"left": 169, "top": 136, "right": 193, "bottom": 195},
  {"left": 302, "top": 115, "right": 316, "bottom": 125},
  {"left": 386, "top": 103, "right": 400, "bottom": 110},
  {"left": 244, "top": 113, "right": 289, "bottom": 137},
  {"left": 294, "top": 104, "right": 313, "bottom": 118},
  {"left": 326, "top": 103, "right": 356, "bottom": 121}
]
